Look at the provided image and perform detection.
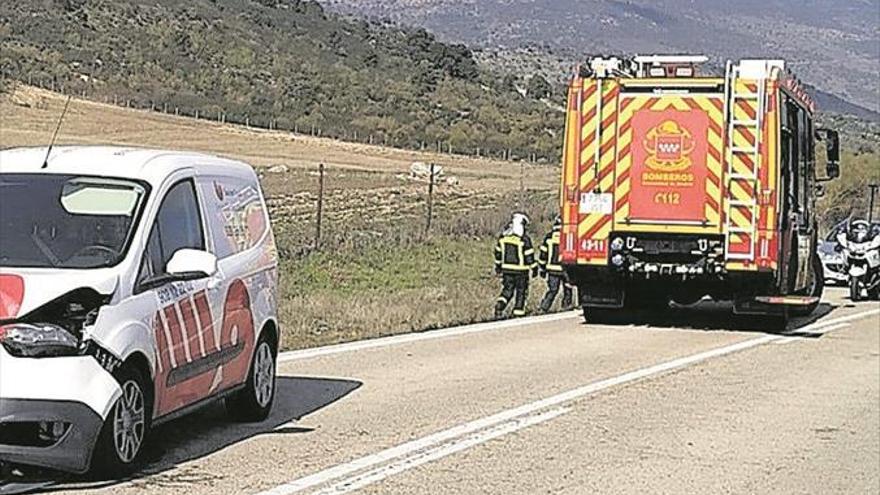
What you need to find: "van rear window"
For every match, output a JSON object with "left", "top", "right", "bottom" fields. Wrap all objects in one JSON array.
[{"left": 198, "top": 177, "right": 267, "bottom": 259}]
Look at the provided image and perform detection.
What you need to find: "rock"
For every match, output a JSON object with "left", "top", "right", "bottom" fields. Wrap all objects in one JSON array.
[
  {"left": 409, "top": 162, "right": 443, "bottom": 180},
  {"left": 446, "top": 176, "right": 460, "bottom": 186},
  {"left": 267, "top": 164, "right": 289, "bottom": 174}
]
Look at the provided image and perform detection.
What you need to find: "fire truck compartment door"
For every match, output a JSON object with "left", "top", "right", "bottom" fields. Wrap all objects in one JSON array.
[{"left": 615, "top": 95, "right": 724, "bottom": 233}]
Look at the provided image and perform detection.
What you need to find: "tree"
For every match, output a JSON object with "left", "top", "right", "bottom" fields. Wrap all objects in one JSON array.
[{"left": 526, "top": 75, "right": 551, "bottom": 99}]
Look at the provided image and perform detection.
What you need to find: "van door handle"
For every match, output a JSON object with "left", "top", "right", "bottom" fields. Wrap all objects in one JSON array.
[{"left": 206, "top": 276, "right": 223, "bottom": 291}]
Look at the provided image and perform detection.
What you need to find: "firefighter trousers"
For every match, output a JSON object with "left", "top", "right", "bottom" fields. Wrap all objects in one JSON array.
[
  {"left": 495, "top": 272, "right": 529, "bottom": 318},
  {"left": 540, "top": 273, "right": 573, "bottom": 312}
]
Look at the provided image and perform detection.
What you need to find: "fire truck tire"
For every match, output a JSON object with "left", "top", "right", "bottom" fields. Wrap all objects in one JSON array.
[
  {"left": 581, "top": 305, "right": 622, "bottom": 324},
  {"left": 792, "top": 254, "right": 824, "bottom": 316}
]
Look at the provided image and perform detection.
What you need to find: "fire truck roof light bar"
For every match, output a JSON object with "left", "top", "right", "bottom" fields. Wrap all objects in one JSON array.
[{"left": 633, "top": 55, "right": 709, "bottom": 65}]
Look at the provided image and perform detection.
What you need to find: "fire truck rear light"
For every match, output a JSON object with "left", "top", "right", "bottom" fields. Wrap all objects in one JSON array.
[
  {"left": 675, "top": 67, "right": 694, "bottom": 77},
  {"left": 649, "top": 67, "right": 666, "bottom": 77}
]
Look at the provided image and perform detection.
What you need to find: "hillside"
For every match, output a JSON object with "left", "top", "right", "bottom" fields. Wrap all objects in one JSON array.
[
  {"left": 0, "top": 0, "right": 562, "bottom": 161},
  {"left": 324, "top": 0, "right": 880, "bottom": 116},
  {"left": 1, "top": 85, "right": 560, "bottom": 348}
]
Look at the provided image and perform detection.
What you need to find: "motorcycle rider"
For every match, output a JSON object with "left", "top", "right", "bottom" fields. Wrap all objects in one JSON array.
[{"left": 837, "top": 219, "right": 880, "bottom": 301}]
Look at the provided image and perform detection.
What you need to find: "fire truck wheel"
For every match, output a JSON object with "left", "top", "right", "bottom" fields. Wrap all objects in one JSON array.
[
  {"left": 625, "top": 291, "right": 669, "bottom": 313},
  {"left": 792, "top": 254, "right": 824, "bottom": 316},
  {"left": 581, "top": 306, "right": 619, "bottom": 324}
]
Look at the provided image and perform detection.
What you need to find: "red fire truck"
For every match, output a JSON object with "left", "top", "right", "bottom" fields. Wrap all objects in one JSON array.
[{"left": 559, "top": 55, "right": 841, "bottom": 319}]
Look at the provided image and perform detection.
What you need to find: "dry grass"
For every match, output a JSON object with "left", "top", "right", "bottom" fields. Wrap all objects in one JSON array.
[
  {"left": 0, "top": 86, "right": 557, "bottom": 192},
  {"left": 1, "top": 85, "right": 562, "bottom": 349}
]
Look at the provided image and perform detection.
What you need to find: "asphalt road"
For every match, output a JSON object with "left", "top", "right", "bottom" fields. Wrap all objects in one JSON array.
[{"left": 16, "top": 288, "right": 880, "bottom": 494}]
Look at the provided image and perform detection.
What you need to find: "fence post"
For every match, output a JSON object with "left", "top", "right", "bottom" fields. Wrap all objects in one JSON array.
[
  {"left": 315, "top": 163, "right": 325, "bottom": 250},
  {"left": 518, "top": 160, "right": 525, "bottom": 209},
  {"left": 869, "top": 183, "right": 879, "bottom": 223},
  {"left": 425, "top": 162, "right": 435, "bottom": 235}
]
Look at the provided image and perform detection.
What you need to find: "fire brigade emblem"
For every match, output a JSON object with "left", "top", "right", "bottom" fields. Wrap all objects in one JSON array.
[{"left": 643, "top": 120, "right": 695, "bottom": 172}]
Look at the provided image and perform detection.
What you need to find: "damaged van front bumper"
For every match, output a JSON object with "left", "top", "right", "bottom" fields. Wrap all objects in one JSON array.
[{"left": 0, "top": 346, "right": 121, "bottom": 474}]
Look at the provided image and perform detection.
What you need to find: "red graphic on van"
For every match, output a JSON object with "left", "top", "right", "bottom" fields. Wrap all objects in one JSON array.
[{"left": 0, "top": 274, "right": 24, "bottom": 320}]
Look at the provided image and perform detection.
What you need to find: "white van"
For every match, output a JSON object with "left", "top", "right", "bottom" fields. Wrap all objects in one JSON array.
[{"left": 0, "top": 146, "right": 280, "bottom": 474}]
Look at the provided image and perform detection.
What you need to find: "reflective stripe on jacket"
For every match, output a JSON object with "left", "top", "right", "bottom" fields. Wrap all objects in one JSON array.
[
  {"left": 494, "top": 234, "right": 536, "bottom": 272},
  {"left": 538, "top": 230, "right": 563, "bottom": 273}
]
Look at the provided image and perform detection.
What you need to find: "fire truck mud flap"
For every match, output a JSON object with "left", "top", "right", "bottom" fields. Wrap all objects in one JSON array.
[
  {"left": 572, "top": 268, "right": 625, "bottom": 308},
  {"left": 733, "top": 296, "right": 821, "bottom": 316}
]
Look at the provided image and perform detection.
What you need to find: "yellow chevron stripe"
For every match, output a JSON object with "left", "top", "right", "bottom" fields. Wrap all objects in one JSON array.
[
  {"left": 706, "top": 178, "right": 721, "bottom": 201},
  {"left": 595, "top": 220, "right": 612, "bottom": 239},
  {"left": 705, "top": 203, "right": 720, "bottom": 225},
  {"left": 580, "top": 94, "right": 599, "bottom": 143},
  {"left": 730, "top": 205, "right": 753, "bottom": 227},
  {"left": 578, "top": 213, "right": 605, "bottom": 238},
  {"left": 693, "top": 97, "right": 725, "bottom": 123},
  {"left": 728, "top": 181, "right": 755, "bottom": 203}
]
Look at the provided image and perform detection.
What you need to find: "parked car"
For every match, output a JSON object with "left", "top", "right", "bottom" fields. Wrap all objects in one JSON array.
[
  {"left": 818, "top": 221, "right": 849, "bottom": 285},
  {"left": 0, "top": 146, "right": 279, "bottom": 475}
]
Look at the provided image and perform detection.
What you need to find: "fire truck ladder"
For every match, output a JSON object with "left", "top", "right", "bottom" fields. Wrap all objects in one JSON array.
[{"left": 723, "top": 60, "right": 767, "bottom": 261}]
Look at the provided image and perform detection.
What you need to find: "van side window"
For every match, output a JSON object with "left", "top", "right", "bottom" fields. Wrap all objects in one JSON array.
[
  {"left": 138, "top": 180, "right": 205, "bottom": 286},
  {"left": 198, "top": 177, "right": 267, "bottom": 259}
]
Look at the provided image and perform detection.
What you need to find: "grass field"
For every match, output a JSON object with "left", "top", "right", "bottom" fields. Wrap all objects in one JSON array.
[{"left": 0, "top": 85, "right": 562, "bottom": 349}]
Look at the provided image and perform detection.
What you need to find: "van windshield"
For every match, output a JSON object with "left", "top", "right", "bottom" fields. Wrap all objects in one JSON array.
[{"left": 0, "top": 174, "right": 149, "bottom": 269}]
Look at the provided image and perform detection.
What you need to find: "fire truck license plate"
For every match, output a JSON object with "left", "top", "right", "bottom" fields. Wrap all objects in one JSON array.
[{"left": 579, "top": 192, "right": 613, "bottom": 215}]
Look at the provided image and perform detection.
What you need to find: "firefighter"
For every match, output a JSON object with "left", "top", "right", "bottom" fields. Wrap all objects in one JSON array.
[
  {"left": 538, "top": 215, "right": 575, "bottom": 312},
  {"left": 494, "top": 213, "right": 538, "bottom": 318}
]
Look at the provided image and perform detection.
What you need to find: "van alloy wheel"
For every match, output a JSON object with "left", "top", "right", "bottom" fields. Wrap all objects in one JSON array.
[
  {"left": 113, "top": 380, "right": 145, "bottom": 463},
  {"left": 254, "top": 342, "right": 275, "bottom": 408}
]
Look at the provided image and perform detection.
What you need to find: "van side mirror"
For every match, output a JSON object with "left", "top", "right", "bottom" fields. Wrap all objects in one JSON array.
[
  {"left": 166, "top": 249, "right": 218, "bottom": 279},
  {"left": 816, "top": 128, "right": 840, "bottom": 180}
]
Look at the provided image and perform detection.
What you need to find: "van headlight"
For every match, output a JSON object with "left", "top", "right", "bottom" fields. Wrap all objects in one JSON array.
[{"left": 0, "top": 323, "right": 80, "bottom": 358}]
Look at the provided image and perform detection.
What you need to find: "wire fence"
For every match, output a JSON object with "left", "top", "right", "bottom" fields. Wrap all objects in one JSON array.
[
  {"left": 20, "top": 77, "right": 551, "bottom": 164},
  {"left": 10, "top": 77, "right": 561, "bottom": 257},
  {"left": 261, "top": 161, "right": 558, "bottom": 261}
]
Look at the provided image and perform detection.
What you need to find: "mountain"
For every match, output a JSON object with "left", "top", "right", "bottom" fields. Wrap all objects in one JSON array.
[
  {"left": 323, "top": 0, "right": 880, "bottom": 116},
  {"left": 0, "top": 0, "right": 562, "bottom": 160}
]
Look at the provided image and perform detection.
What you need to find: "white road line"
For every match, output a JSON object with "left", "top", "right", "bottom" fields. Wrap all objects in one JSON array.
[
  {"left": 313, "top": 407, "right": 571, "bottom": 495},
  {"left": 259, "top": 308, "right": 879, "bottom": 495},
  {"left": 775, "top": 322, "right": 851, "bottom": 344},
  {"left": 279, "top": 311, "right": 579, "bottom": 363}
]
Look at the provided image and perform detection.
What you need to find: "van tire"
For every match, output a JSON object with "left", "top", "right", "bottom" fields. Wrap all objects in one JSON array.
[
  {"left": 226, "top": 333, "right": 276, "bottom": 422},
  {"left": 91, "top": 366, "right": 150, "bottom": 477}
]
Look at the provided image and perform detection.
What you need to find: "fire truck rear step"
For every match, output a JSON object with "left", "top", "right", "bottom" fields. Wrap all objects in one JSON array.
[{"left": 754, "top": 296, "right": 821, "bottom": 306}]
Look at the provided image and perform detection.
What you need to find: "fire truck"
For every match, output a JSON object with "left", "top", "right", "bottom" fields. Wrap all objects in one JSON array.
[{"left": 559, "top": 55, "right": 841, "bottom": 319}]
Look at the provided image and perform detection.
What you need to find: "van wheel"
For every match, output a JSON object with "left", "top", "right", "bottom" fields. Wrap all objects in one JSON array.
[
  {"left": 227, "top": 334, "right": 276, "bottom": 422},
  {"left": 92, "top": 367, "right": 150, "bottom": 476}
]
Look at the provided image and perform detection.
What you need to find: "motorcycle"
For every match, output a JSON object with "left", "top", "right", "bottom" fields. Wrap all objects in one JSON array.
[{"left": 836, "top": 220, "right": 880, "bottom": 301}]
